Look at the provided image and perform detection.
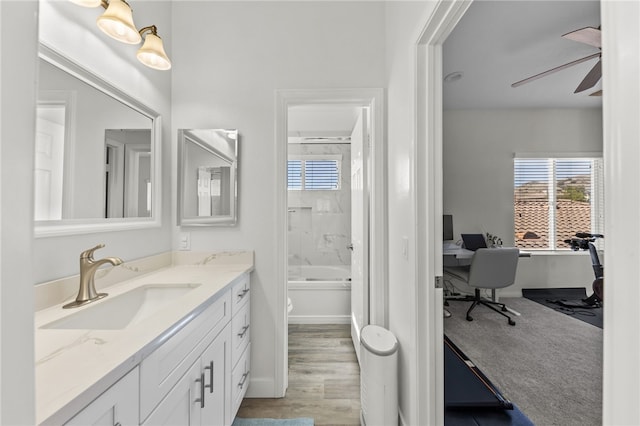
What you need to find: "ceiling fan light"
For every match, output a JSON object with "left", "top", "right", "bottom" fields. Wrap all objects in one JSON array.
[
  {"left": 96, "top": 0, "right": 141, "bottom": 44},
  {"left": 137, "top": 33, "right": 172, "bottom": 70},
  {"left": 69, "top": 0, "right": 103, "bottom": 7}
]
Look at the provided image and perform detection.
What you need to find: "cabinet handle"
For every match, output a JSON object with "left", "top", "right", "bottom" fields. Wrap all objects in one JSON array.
[
  {"left": 237, "top": 288, "right": 249, "bottom": 300},
  {"left": 238, "top": 370, "right": 250, "bottom": 389},
  {"left": 204, "top": 361, "right": 214, "bottom": 393},
  {"left": 237, "top": 324, "right": 250, "bottom": 338},
  {"left": 195, "top": 373, "right": 205, "bottom": 408}
]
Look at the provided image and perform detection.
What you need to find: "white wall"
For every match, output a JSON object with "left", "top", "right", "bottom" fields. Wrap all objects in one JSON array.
[
  {"left": 443, "top": 108, "right": 602, "bottom": 295},
  {"left": 1, "top": 2, "right": 38, "bottom": 423},
  {"left": 33, "top": 0, "right": 173, "bottom": 283},
  {"left": 171, "top": 1, "right": 386, "bottom": 397},
  {"left": 385, "top": 2, "right": 439, "bottom": 424}
]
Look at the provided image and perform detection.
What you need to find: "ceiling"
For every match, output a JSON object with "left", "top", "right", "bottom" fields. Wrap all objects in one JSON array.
[
  {"left": 443, "top": 0, "right": 602, "bottom": 110},
  {"left": 288, "top": 105, "right": 360, "bottom": 139}
]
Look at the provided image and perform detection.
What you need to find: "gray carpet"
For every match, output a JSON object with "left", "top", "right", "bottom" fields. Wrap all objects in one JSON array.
[{"left": 444, "top": 297, "right": 602, "bottom": 426}]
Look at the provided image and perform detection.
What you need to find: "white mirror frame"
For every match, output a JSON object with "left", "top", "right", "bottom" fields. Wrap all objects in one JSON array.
[
  {"left": 35, "top": 43, "right": 162, "bottom": 238},
  {"left": 177, "top": 129, "right": 238, "bottom": 227}
]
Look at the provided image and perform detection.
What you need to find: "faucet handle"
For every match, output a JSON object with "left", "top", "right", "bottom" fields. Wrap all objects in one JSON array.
[{"left": 80, "top": 243, "right": 106, "bottom": 259}]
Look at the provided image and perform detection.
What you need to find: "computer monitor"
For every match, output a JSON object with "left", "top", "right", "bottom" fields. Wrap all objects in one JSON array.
[{"left": 443, "top": 214, "right": 454, "bottom": 241}]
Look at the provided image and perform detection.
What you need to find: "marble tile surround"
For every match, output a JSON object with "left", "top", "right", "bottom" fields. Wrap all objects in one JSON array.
[
  {"left": 35, "top": 250, "right": 254, "bottom": 311},
  {"left": 288, "top": 143, "right": 351, "bottom": 270}
]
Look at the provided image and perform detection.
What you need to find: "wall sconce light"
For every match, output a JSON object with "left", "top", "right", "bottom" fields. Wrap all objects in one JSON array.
[
  {"left": 137, "top": 26, "right": 171, "bottom": 70},
  {"left": 70, "top": 0, "right": 171, "bottom": 70},
  {"left": 96, "top": 0, "right": 141, "bottom": 44}
]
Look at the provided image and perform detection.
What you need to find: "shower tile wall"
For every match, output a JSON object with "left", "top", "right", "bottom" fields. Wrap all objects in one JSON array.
[{"left": 288, "top": 143, "right": 351, "bottom": 271}]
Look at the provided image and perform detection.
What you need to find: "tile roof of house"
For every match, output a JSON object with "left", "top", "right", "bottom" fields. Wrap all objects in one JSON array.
[{"left": 515, "top": 199, "right": 591, "bottom": 249}]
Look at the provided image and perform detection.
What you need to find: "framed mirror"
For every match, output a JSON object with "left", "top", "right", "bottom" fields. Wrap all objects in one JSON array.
[
  {"left": 178, "top": 129, "right": 238, "bottom": 226},
  {"left": 34, "top": 44, "right": 162, "bottom": 237}
]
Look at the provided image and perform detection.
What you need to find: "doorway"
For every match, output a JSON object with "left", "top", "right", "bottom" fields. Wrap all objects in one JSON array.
[
  {"left": 286, "top": 104, "right": 359, "bottom": 330},
  {"left": 414, "top": 0, "right": 607, "bottom": 423},
  {"left": 274, "top": 89, "right": 386, "bottom": 396}
]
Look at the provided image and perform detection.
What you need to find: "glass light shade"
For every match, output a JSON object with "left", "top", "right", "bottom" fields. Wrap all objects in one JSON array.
[
  {"left": 69, "top": 0, "right": 103, "bottom": 7},
  {"left": 137, "top": 33, "right": 172, "bottom": 70},
  {"left": 96, "top": 0, "right": 141, "bottom": 44}
]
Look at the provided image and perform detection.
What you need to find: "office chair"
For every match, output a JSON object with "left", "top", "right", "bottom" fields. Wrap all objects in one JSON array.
[{"left": 445, "top": 248, "right": 520, "bottom": 326}]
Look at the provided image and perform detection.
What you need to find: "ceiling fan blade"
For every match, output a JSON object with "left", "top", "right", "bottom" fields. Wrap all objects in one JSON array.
[
  {"left": 562, "top": 26, "right": 601, "bottom": 48},
  {"left": 511, "top": 53, "right": 601, "bottom": 88},
  {"left": 574, "top": 59, "right": 602, "bottom": 93},
  {"left": 590, "top": 90, "right": 603, "bottom": 97}
]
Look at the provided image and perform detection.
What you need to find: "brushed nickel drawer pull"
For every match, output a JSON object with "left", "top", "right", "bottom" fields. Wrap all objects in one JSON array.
[
  {"left": 237, "top": 288, "right": 249, "bottom": 300},
  {"left": 195, "top": 373, "right": 205, "bottom": 408},
  {"left": 238, "top": 371, "right": 250, "bottom": 389},
  {"left": 237, "top": 324, "right": 250, "bottom": 338},
  {"left": 204, "top": 361, "right": 214, "bottom": 393}
]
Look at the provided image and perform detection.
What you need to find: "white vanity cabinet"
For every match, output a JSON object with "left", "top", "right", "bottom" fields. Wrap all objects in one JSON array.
[
  {"left": 141, "top": 327, "right": 231, "bottom": 426},
  {"left": 139, "top": 272, "right": 251, "bottom": 426},
  {"left": 229, "top": 274, "right": 251, "bottom": 423},
  {"left": 64, "top": 367, "right": 139, "bottom": 426},
  {"left": 36, "top": 255, "right": 255, "bottom": 426}
]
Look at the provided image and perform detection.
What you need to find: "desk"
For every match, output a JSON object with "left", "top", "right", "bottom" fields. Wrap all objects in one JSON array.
[{"left": 443, "top": 247, "right": 474, "bottom": 266}]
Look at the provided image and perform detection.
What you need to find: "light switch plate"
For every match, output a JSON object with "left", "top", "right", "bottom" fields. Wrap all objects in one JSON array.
[{"left": 179, "top": 232, "right": 191, "bottom": 251}]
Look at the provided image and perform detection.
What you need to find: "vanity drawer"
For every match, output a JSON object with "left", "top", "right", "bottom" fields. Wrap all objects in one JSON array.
[
  {"left": 231, "top": 273, "right": 250, "bottom": 315},
  {"left": 231, "top": 343, "right": 251, "bottom": 417},
  {"left": 139, "top": 290, "right": 231, "bottom": 423},
  {"left": 231, "top": 300, "right": 250, "bottom": 366}
]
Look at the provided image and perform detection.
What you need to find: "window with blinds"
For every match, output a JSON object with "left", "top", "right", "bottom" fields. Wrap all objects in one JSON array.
[
  {"left": 287, "top": 160, "right": 303, "bottom": 190},
  {"left": 514, "top": 157, "right": 604, "bottom": 250},
  {"left": 287, "top": 158, "right": 341, "bottom": 190}
]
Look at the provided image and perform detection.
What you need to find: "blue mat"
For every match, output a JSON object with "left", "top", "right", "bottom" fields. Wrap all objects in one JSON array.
[{"left": 232, "top": 418, "right": 314, "bottom": 426}]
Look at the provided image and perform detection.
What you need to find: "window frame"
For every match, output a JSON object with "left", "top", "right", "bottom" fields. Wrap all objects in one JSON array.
[{"left": 514, "top": 153, "right": 604, "bottom": 251}]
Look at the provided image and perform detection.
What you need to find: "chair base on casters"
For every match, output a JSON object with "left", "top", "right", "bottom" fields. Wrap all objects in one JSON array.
[{"left": 466, "top": 289, "right": 516, "bottom": 326}]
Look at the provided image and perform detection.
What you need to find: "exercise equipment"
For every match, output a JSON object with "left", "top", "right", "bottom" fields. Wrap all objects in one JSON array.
[{"left": 564, "top": 232, "right": 604, "bottom": 306}]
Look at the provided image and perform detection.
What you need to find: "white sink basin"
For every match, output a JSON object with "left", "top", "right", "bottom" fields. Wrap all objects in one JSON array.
[{"left": 41, "top": 284, "right": 201, "bottom": 330}]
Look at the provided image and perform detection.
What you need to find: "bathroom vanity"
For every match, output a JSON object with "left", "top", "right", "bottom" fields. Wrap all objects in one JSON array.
[{"left": 34, "top": 251, "right": 253, "bottom": 425}]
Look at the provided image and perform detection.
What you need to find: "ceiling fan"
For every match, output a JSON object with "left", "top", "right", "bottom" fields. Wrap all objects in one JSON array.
[{"left": 512, "top": 26, "right": 602, "bottom": 96}]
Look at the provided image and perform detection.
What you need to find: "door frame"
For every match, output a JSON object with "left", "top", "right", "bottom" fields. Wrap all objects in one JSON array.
[
  {"left": 417, "top": 1, "right": 640, "bottom": 424},
  {"left": 414, "top": 1, "right": 472, "bottom": 423},
  {"left": 274, "top": 88, "right": 386, "bottom": 396}
]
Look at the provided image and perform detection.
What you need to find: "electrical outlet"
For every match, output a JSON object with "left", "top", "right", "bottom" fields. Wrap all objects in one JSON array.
[{"left": 179, "top": 232, "right": 191, "bottom": 251}]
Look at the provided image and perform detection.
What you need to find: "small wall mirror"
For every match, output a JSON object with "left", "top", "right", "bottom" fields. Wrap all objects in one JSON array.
[
  {"left": 35, "top": 44, "right": 161, "bottom": 237},
  {"left": 178, "top": 129, "right": 238, "bottom": 226}
]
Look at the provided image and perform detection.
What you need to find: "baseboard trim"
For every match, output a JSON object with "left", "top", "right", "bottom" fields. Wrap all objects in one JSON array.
[
  {"left": 288, "top": 314, "right": 351, "bottom": 324},
  {"left": 244, "top": 377, "right": 281, "bottom": 398}
]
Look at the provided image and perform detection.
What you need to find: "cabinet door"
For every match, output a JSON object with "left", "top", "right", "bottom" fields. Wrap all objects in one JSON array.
[
  {"left": 65, "top": 368, "right": 138, "bottom": 426},
  {"left": 201, "top": 326, "right": 231, "bottom": 426},
  {"left": 142, "top": 361, "right": 202, "bottom": 426}
]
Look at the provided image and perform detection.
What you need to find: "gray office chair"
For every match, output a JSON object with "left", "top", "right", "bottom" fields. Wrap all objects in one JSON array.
[{"left": 445, "top": 248, "right": 520, "bottom": 326}]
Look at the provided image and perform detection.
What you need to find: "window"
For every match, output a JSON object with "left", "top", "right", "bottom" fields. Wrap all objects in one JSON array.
[
  {"left": 287, "top": 156, "right": 341, "bottom": 190},
  {"left": 514, "top": 156, "right": 604, "bottom": 250}
]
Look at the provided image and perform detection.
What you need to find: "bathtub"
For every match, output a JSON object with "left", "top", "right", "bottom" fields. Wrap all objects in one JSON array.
[
  {"left": 288, "top": 265, "right": 351, "bottom": 324},
  {"left": 288, "top": 265, "right": 351, "bottom": 281}
]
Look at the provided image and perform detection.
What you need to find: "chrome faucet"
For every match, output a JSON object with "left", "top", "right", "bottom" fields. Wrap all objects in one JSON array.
[{"left": 63, "top": 244, "right": 123, "bottom": 309}]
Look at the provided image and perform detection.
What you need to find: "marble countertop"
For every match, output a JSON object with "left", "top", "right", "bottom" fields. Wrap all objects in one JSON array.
[{"left": 34, "top": 251, "right": 254, "bottom": 425}]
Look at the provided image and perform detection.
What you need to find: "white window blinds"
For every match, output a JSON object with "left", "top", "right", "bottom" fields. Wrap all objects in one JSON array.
[{"left": 287, "top": 157, "right": 341, "bottom": 191}]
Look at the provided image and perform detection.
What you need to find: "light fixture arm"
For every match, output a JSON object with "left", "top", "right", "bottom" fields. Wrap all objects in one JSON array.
[{"left": 138, "top": 25, "right": 158, "bottom": 38}]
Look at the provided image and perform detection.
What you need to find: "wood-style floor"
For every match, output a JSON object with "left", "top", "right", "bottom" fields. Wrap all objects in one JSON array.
[{"left": 236, "top": 324, "right": 361, "bottom": 425}]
